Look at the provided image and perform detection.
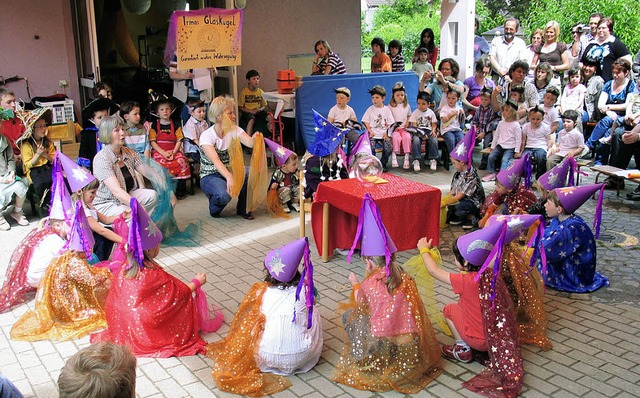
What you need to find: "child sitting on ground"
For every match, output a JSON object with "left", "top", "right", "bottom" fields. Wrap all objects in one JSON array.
[
  {"left": 547, "top": 110, "right": 584, "bottom": 169},
  {"left": 442, "top": 128, "right": 486, "bottom": 230},
  {"left": 526, "top": 157, "right": 578, "bottom": 218},
  {"left": 148, "top": 97, "right": 191, "bottom": 199},
  {"left": 207, "top": 238, "right": 322, "bottom": 396},
  {"left": 482, "top": 100, "right": 522, "bottom": 182},
  {"left": 537, "top": 184, "right": 609, "bottom": 292},
  {"left": 407, "top": 91, "right": 438, "bottom": 171},
  {"left": 121, "top": 100, "right": 150, "bottom": 157},
  {"left": 265, "top": 138, "right": 300, "bottom": 215},
  {"left": 182, "top": 98, "right": 209, "bottom": 165},
  {"left": 327, "top": 87, "right": 358, "bottom": 127},
  {"left": 472, "top": 87, "right": 499, "bottom": 170},
  {"left": 388, "top": 82, "right": 412, "bottom": 169},
  {"left": 238, "top": 69, "right": 270, "bottom": 136},
  {"left": 362, "top": 85, "right": 394, "bottom": 171},
  {"left": 334, "top": 194, "right": 442, "bottom": 393},
  {"left": 522, "top": 106, "right": 553, "bottom": 179},
  {"left": 388, "top": 39, "right": 406, "bottom": 72},
  {"left": 541, "top": 86, "right": 560, "bottom": 133},
  {"left": 77, "top": 97, "right": 119, "bottom": 170},
  {"left": 439, "top": 90, "right": 465, "bottom": 170}
]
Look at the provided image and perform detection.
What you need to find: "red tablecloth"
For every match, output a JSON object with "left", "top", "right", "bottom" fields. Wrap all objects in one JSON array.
[{"left": 311, "top": 174, "right": 441, "bottom": 257}]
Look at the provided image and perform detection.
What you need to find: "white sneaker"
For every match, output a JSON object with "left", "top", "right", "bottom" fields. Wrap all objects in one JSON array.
[
  {"left": 599, "top": 135, "right": 612, "bottom": 145},
  {"left": 10, "top": 211, "right": 29, "bottom": 226},
  {"left": 430, "top": 159, "right": 437, "bottom": 171},
  {"left": 0, "top": 215, "right": 10, "bottom": 231},
  {"left": 403, "top": 156, "right": 410, "bottom": 169},
  {"left": 283, "top": 206, "right": 291, "bottom": 213},
  {"left": 413, "top": 160, "right": 420, "bottom": 171},
  {"left": 391, "top": 153, "right": 399, "bottom": 168}
]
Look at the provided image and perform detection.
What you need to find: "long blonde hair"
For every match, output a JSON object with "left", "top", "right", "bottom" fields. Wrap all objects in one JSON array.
[
  {"left": 366, "top": 254, "right": 404, "bottom": 294},
  {"left": 208, "top": 95, "right": 237, "bottom": 137}
]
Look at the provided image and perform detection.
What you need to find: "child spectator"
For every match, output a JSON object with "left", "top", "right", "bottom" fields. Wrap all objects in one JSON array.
[
  {"left": 541, "top": 86, "right": 560, "bottom": 133},
  {"left": 121, "top": 101, "right": 150, "bottom": 157},
  {"left": 208, "top": 238, "right": 321, "bottom": 396},
  {"left": 0, "top": 108, "right": 27, "bottom": 229},
  {"left": 537, "top": 184, "right": 609, "bottom": 292},
  {"left": 439, "top": 90, "right": 465, "bottom": 170},
  {"left": 238, "top": 69, "right": 270, "bottom": 136},
  {"left": 370, "top": 37, "right": 392, "bottom": 73},
  {"left": 509, "top": 84, "right": 529, "bottom": 125},
  {"left": 388, "top": 82, "right": 412, "bottom": 169},
  {"left": 407, "top": 91, "right": 438, "bottom": 171},
  {"left": 265, "top": 138, "right": 300, "bottom": 215},
  {"left": 0, "top": 87, "right": 24, "bottom": 160},
  {"left": 335, "top": 194, "right": 442, "bottom": 393},
  {"left": 58, "top": 342, "right": 136, "bottom": 398},
  {"left": 411, "top": 47, "right": 434, "bottom": 78},
  {"left": 482, "top": 100, "right": 522, "bottom": 182},
  {"left": 547, "top": 110, "right": 584, "bottom": 169},
  {"left": 560, "top": 67, "right": 587, "bottom": 117},
  {"left": 327, "top": 87, "right": 357, "bottom": 126},
  {"left": 148, "top": 97, "right": 191, "bottom": 199},
  {"left": 481, "top": 154, "right": 538, "bottom": 220},
  {"left": 362, "top": 86, "right": 394, "bottom": 171},
  {"left": 91, "top": 198, "right": 223, "bottom": 356},
  {"left": 532, "top": 62, "right": 553, "bottom": 103},
  {"left": 388, "top": 39, "right": 405, "bottom": 72},
  {"left": 442, "top": 129, "right": 486, "bottom": 229},
  {"left": 77, "top": 97, "right": 119, "bottom": 170},
  {"left": 93, "top": 81, "right": 113, "bottom": 100},
  {"left": 522, "top": 106, "right": 553, "bottom": 179},
  {"left": 472, "top": 87, "right": 499, "bottom": 170},
  {"left": 526, "top": 157, "right": 578, "bottom": 218},
  {"left": 182, "top": 98, "right": 209, "bottom": 165}
]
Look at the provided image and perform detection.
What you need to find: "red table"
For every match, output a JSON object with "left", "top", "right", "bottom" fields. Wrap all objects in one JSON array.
[{"left": 311, "top": 174, "right": 441, "bottom": 261}]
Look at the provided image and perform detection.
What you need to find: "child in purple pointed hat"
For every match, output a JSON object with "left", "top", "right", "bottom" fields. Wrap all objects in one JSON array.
[
  {"left": 480, "top": 152, "right": 537, "bottom": 224},
  {"left": 91, "top": 198, "right": 222, "bottom": 357},
  {"left": 265, "top": 137, "right": 300, "bottom": 215},
  {"left": 527, "top": 157, "right": 578, "bottom": 218},
  {"left": 444, "top": 126, "right": 486, "bottom": 230},
  {"left": 335, "top": 194, "right": 442, "bottom": 393},
  {"left": 207, "top": 237, "right": 321, "bottom": 396},
  {"left": 10, "top": 200, "right": 112, "bottom": 341},
  {"left": 536, "top": 183, "right": 609, "bottom": 293}
]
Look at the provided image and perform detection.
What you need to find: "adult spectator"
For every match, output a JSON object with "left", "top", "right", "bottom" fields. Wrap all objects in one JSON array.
[
  {"left": 92, "top": 114, "right": 158, "bottom": 217},
  {"left": 585, "top": 59, "right": 637, "bottom": 166},
  {"left": 489, "top": 18, "right": 527, "bottom": 79},
  {"left": 581, "top": 18, "right": 632, "bottom": 82},
  {"left": 169, "top": 53, "right": 216, "bottom": 122},
  {"left": 632, "top": 50, "right": 640, "bottom": 79},
  {"left": 532, "top": 62, "right": 554, "bottom": 103},
  {"left": 494, "top": 60, "right": 539, "bottom": 108},
  {"left": 463, "top": 58, "right": 495, "bottom": 111},
  {"left": 611, "top": 124, "right": 640, "bottom": 200},
  {"left": 586, "top": 13, "right": 603, "bottom": 42},
  {"left": 199, "top": 95, "right": 257, "bottom": 220},
  {"left": 531, "top": 21, "right": 571, "bottom": 89},
  {"left": 412, "top": 28, "right": 438, "bottom": 66},
  {"left": 569, "top": 24, "right": 588, "bottom": 66},
  {"left": 582, "top": 57, "right": 604, "bottom": 123},
  {"left": 474, "top": 18, "right": 490, "bottom": 61},
  {"left": 524, "top": 29, "right": 544, "bottom": 80},
  {"left": 312, "top": 40, "right": 346, "bottom": 75},
  {"left": 420, "top": 58, "right": 464, "bottom": 111}
]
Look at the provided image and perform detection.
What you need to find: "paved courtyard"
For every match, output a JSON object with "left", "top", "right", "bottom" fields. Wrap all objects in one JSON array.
[{"left": 1, "top": 159, "right": 639, "bottom": 398}]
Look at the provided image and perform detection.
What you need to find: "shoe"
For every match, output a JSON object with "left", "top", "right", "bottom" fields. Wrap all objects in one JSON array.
[
  {"left": 462, "top": 220, "right": 476, "bottom": 230},
  {"left": 382, "top": 166, "right": 389, "bottom": 173},
  {"left": 10, "top": 211, "right": 29, "bottom": 226},
  {"left": 441, "top": 344, "right": 473, "bottom": 363},
  {"left": 283, "top": 206, "right": 291, "bottom": 213},
  {"left": 443, "top": 161, "right": 450, "bottom": 171},
  {"left": 403, "top": 157, "right": 410, "bottom": 169},
  {"left": 479, "top": 163, "right": 487, "bottom": 170},
  {"left": 473, "top": 350, "right": 491, "bottom": 367},
  {"left": 291, "top": 202, "right": 300, "bottom": 212},
  {"left": 238, "top": 212, "right": 255, "bottom": 220},
  {"left": 391, "top": 153, "right": 399, "bottom": 168},
  {"left": 0, "top": 215, "right": 10, "bottom": 231},
  {"left": 413, "top": 160, "right": 421, "bottom": 171},
  {"left": 335, "top": 248, "right": 351, "bottom": 255},
  {"left": 482, "top": 173, "right": 496, "bottom": 182},
  {"left": 176, "top": 192, "right": 187, "bottom": 200},
  {"left": 430, "top": 159, "right": 437, "bottom": 171},
  {"left": 599, "top": 135, "right": 612, "bottom": 144},
  {"left": 603, "top": 177, "right": 624, "bottom": 190},
  {"left": 626, "top": 189, "right": 640, "bottom": 201}
]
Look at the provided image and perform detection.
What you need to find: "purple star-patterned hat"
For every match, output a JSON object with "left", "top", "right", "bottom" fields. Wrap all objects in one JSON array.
[
  {"left": 264, "top": 137, "right": 295, "bottom": 167},
  {"left": 553, "top": 183, "right": 605, "bottom": 238},
  {"left": 347, "top": 194, "right": 397, "bottom": 273},
  {"left": 537, "top": 157, "right": 578, "bottom": 191},
  {"left": 57, "top": 151, "right": 96, "bottom": 192},
  {"left": 308, "top": 109, "right": 346, "bottom": 157},
  {"left": 496, "top": 152, "right": 533, "bottom": 190},
  {"left": 264, "top": 237, "right": 316, "bottom": 328},
  {"left": 66, "top": 200, "right": 95, "bottom": 257},
  {"left": 49, "top": 156, "right": 73, "bottom": 223},
  {"left": 456, "top": 219, "right": 506, "bottom": 269},
  {"left": 128, "top": 197, "right": 163, "bottom": 269},
  {"left": 486, "top": 214, "right": 546, "bottom": 273},
  {"left": 450, "top": 126, "right": 476, "bottom": 170},
  {"left": 348, "top": 131, "right": 373, "bottom": 166}
]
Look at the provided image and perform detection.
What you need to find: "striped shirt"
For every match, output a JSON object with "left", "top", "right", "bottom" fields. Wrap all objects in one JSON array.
[
  {"left": 319, "top": 53, "right": 346, "bottom": 75},
  {"left": 390, "top": 53, "right": 405, "bottom": 72},
  {"left": 124, "top": 124, "right": 150, "bottom": 155},
  {"left": 93, "top": 145, "right": 142, "bottom": 208}
]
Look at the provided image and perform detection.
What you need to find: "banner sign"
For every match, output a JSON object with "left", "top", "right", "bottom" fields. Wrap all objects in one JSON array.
[{"left": 164, "top": 8, "right": 243, "bottom": 69}]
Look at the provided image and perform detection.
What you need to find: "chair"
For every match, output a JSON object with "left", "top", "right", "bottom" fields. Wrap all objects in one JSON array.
[{"left": 299, "top": 169, "right": 312, "bottom": 237}]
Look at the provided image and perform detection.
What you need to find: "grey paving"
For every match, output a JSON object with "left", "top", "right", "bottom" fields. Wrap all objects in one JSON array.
[{"left": 1, "top": 155, "right": 639, "bottom": 397}]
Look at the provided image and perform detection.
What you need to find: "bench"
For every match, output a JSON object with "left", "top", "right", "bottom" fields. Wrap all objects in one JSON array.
[{"left": 590, "top": 165, "right": 640, "bottom": 196}]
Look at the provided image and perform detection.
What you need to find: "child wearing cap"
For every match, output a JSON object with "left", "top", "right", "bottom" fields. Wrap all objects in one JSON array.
[
  {"left": 526, "top": 157, "right": 578, "bottom": 218},
  {"left": 546, "top": 109, "right": 585, "bottom": 169},
  {"left": 362, "top": 85, "right": 394, "bottom": 171},
  {"left": 443, "top": 128, "right": 486, "bottom": 229},
  {"left": 327, "top": 87, "right": 357, "bottom": 126},
  {"left": 208, "top": 238, "right": 322, "bottom": 396},
  {"left": 78, "top": 97, "right": 119, "bottom": 171},
  {"left": 482, "top": 100, "right": 523, "bottom": 182},
  {"left": 407, "top": 91, "right": 438, "bottom": 171},
  {"left": 335, "top": 194, "right": 442, "bottom": 393},
  {"left": 537, "top": 184, "right": 609, "bottom": 293},
  {"left": 91, "top": 198, "right": 222, "bottom": 356},
  {"left": 265, "top": 138, "right": 300, "bottom": 215}
]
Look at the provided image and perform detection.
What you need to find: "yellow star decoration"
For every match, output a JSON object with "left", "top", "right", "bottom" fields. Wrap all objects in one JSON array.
[
  {"left": 322, "top": 121, "right": 327, "bottom": 126},
  {"left": 558, "top": 187, "right": 576, "bottom": 196},
  {"left": 314, "top": 127, "right": 319, "bottom": 132}
]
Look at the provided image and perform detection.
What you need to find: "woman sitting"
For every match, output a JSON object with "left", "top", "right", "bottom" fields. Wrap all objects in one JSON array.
[{"left": 312, "top": 40, "right": 346, "bottom": 75}]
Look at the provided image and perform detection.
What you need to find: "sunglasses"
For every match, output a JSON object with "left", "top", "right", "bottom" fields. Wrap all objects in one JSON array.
[{"left": 571, "top": 31, "right": 580, "bottom": 34}]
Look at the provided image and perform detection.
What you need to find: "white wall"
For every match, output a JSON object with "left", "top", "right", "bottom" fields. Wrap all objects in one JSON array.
[{"left": 440, "top": 0, "right": 476, "bottom": 80}]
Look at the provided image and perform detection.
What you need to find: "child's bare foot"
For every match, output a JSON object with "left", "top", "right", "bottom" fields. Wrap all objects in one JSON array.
[{"left": 348, "top": 272, "right": 359, "bottom": 287}]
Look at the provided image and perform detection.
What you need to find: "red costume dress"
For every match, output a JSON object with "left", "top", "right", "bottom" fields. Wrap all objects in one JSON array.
[
  {"left": 149, "top": 121, "right": 191, "bottom": 179},
  {"left": 481, "top": 183, "right": 537, "bottom": 217}
]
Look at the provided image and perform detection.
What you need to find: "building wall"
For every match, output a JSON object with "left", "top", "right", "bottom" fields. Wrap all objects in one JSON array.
[{"left": 0, "top": 0, "right": 80, "bottom": 112}]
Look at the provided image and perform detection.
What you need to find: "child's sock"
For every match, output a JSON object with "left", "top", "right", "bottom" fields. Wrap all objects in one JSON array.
[
  {"left": 455, "top": 340, "right": 471, "bottom": 350},
  {"left": 14, "top": 207, "right": 22, "bottom": 213}
]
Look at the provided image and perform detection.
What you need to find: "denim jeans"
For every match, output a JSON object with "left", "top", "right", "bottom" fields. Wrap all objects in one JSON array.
[
  {"left": 611, "top": 125, "right": 640, "bottom": 169},
  {"left": 523, "top": 148, "right": 547, "bottom": 179},
  {"left": 371, "top": 138, "right": 392, "bottom": 168},
  {"left": 411, "top": 135, "right": 439, "bottom": 161},
  {"left": 487, "top": 145, "right": 515, "bottom": 173},
  {"left": 442, "top": 130, "right": 465, "bottom": 159},
  {"left": 200, "top": 167, "right": 249, "bottom": 217},
  {"left": 586, "top": 115, "right": 615, "bottom": 149},
  {"left": 453, "top": 198, "right": 480, "bottom": 220}
]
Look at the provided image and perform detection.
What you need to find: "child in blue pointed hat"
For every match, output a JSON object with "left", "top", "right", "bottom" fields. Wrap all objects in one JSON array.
[
  {"left": 335, "top": 194, "right": 442, "bottom": 393},
  {"left": 527, "top": 156, "right": 578, "bottom": 218},
  {"left": 265, "top": 137, "right": 300, "bottom": 215},
  {"left": 208, "top": 237, "right": 321, "bottom": 396}
]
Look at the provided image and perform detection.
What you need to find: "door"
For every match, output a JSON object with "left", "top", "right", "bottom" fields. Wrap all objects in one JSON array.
[{"left": 71, "top": 0, "right": 101, "bottom": 107}]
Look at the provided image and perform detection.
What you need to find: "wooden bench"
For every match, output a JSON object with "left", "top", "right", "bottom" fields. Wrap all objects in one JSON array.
[{"left": 590, "top": 165, "right": 640, "bottom": 196}]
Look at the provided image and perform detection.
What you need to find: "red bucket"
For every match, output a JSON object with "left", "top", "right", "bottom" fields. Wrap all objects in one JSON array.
[{"left": 277, "top": 70, "right": 296, "bottom": 94}]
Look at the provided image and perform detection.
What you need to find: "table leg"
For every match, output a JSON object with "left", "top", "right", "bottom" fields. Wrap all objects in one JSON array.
[{"left": 322, "top": 202, "right": 329, "bottom": 262}]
